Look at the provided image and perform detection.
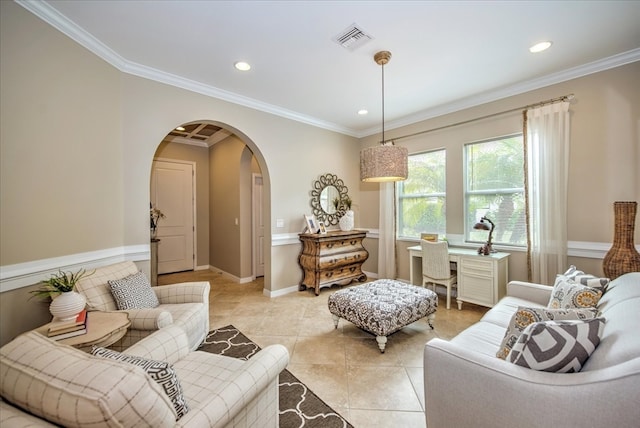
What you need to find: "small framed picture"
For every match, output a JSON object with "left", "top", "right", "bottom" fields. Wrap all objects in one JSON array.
[
  {"left": 304, "top": 214, "right": 318, "bottom": 234},
  {"left": 318, "top": 221, "right": 327, "bottom": 234}
]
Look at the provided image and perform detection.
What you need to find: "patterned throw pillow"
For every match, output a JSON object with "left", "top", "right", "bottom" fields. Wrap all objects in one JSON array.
[
  {"left": 547, "top": 276, "right": 602, "bottom": 309},
  {"left": 496, "top": 306, "right": 597, "bottom": 359},
  {"left": 108, "top": 271, "right": 160, "bottom": 310},
  {"left": 91, "top": 346, "right": 188, "bottom": 419},
  {"left": 560, "top": 266, "right": 610, "bottom": 292},
  {"left": 508, "top": 318, "right": 605, "bottom": 372}
]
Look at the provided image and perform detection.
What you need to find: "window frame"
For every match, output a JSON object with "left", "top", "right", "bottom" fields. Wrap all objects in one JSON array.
[
  {"left": 463, "top": 133, "right": 526, "bottom": 248},
  {"left": 397, "top": 148, "right": 447, "bottom": 240}
]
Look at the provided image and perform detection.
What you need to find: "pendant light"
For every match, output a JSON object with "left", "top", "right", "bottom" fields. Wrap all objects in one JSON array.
[{"left": 360, "top": 50, "right": 408, "bottom": 182}]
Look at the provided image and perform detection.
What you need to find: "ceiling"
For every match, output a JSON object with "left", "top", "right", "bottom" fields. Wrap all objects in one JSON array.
[{"left": 22, "top": 1, "right": 640, "bottom": 138}]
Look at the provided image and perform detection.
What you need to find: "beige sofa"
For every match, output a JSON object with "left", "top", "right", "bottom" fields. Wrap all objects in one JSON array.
[
  {"left": 75, "top": 261, "right": 210, "bottom": 351},
  {"left": 424, "top": 272, "right": 640, "bottom": 428},
  {"left": 0, "top": 324, "right": 289, "bottom": 427}
]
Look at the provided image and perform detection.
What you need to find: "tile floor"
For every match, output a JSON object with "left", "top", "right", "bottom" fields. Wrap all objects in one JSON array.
[{"left": 159, "top": 270, "right": 488, "bottom": 428}]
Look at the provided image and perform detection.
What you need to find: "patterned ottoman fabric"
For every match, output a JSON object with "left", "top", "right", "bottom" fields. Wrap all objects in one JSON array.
[{"left": 328, "top": 279, "right": 438, "bottom": 352}]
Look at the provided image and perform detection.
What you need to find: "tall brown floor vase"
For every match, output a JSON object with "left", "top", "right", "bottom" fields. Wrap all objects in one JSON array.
[{"left": 603, "top": 201, "right": 640, "bottom": 279}]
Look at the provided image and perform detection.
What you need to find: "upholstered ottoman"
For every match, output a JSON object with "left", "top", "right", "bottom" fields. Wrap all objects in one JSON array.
[{"left": 328, "top": 279, "right": 438, "bottom": 352}]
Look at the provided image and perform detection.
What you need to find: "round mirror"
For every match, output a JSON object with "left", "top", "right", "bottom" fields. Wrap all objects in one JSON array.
[
  {"left": 320, "top": 185, "right": 340, "bottom": 214},
  {"left": 310, "top": 173, "right": 349, "bottom": 226}
]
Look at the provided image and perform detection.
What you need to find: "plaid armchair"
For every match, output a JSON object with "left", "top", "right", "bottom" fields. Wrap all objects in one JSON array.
[{"left": 75, "top": 261, "right": 209, "bottom": 351}]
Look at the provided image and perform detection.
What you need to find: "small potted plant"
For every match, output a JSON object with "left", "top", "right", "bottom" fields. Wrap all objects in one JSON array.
[{"left": 31, "top": 269, "right": 92, "bottom": 320}]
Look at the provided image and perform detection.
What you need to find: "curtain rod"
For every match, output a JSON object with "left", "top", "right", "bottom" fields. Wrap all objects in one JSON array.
[{"left": 386, "top": 94, "right": 574, "bottom": 144}]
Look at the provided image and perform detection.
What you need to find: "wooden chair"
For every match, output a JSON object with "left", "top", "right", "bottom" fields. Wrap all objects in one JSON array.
[{"left": 421, "top": 240, "right": 457, "bottom": 309}]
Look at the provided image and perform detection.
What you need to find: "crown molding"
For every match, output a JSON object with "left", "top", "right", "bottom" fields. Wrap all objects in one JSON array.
[
  {"left": 16, "top": 1, "right": 640, "bottom": 140},
  {"left": 358, "top": 48, "right": 640, "bottom": 138}
]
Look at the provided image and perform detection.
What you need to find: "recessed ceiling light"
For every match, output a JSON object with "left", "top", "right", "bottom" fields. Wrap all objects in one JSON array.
[
  {"left": 175, "top": 126, "right": 185, "bottom": 131},
  {"left": 529, "top": 41, "right": 552, "bottom": 53},
  {"left": 358, "top": 109, "right": 368, "bottom": 115},
  {"left": 234, "top": 61, "right": 251, "bottom": 71}
]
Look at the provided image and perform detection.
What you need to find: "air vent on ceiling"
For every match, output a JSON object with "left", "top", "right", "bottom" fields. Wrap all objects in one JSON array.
[{"left": 333, "top": 23, "right": 373, "bottom": 51}]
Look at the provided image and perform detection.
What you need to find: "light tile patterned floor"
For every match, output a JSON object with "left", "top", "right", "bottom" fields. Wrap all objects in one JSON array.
[{"left": 159, "top": 270, "right": 487, "bottom": 428}]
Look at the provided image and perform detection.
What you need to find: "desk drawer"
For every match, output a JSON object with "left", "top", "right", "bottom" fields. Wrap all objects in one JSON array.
[
  {"left": 460, "top": 257, "right": 493, "bottom": 276},
  {"left": 460, "top": 271, "right": 494, "bottom": 304}
]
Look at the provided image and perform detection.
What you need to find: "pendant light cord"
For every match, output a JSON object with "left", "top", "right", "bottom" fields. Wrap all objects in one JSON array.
[{"left": 381, "top": 60, "right": 385, "bottom": 145}]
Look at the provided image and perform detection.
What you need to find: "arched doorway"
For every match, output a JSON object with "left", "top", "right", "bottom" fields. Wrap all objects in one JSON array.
[{"left": 150, "top": 120, "right": 272, "bottom": 292}]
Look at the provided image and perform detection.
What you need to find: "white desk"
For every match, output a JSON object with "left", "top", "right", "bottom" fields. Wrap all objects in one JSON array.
[{"left": 408, "top": 245, "right": 509, "bottom": 310}]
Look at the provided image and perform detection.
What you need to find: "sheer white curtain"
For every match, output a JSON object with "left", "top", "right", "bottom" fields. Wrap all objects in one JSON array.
[
  {"left": 525, "top": 101, "right": 571, "bottom": 284},
  {"left": 378, "top": 182, "right": 396, "bottom": 279}
]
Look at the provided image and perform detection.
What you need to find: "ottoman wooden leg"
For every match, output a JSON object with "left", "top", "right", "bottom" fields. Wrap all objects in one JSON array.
[
  {"left": 332, "top": 314, "right": 340, "bottom": 329},
  {"left": 376, "top": 336, "right": 387, "bottom": 353},
  {"left": 427, "top": 313, "right": 436, "bottom": 329}
]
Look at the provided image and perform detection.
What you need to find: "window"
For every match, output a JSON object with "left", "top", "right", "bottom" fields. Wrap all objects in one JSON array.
[
  {"left": 465, "top": 135, "right": 525, "bottom": 246},
  {"left": 398, "top": 150, "right": 446, "bottom": 239}
]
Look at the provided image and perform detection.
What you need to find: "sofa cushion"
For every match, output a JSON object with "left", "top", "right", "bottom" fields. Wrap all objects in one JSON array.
[
  {"left": 75, "top": 261, "right": 139, "bottom": 311},
  {"left": 508, "top": 318, "right": 604, "bottom": 372},
  {"left": 91, "top": 346, "right": 188, "bottom": 419},
  {"left": 0, "top": 331, "right": 176, "bottom": 427},
  {"left": 547, "top": 277, "right": 602, "bottom": 309},
  {"left": 496, "top": 306, "right": 597, "bottom": 359},
  {"left": 108, "top": 271, "right": 160, "bottom": 310}
]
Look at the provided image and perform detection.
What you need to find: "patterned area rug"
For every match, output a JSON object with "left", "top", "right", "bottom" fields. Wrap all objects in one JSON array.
[{"left": 199, "top": 325, "right": 353, "bottom": 428}]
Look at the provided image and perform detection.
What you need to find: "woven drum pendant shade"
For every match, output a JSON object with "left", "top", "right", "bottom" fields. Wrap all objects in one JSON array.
[
  {"left": 359, "top": 50, "right": 408, "bottom": 182},
  {"left": 360, "top": 145, "right": 408, "bottom": 182}
]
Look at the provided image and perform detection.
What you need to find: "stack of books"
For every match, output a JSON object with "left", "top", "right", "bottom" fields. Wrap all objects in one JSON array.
[{"left": 47, "top": 309, "right": 88, "bottom": 340}]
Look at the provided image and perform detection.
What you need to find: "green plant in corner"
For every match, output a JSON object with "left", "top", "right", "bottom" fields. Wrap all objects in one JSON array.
[
  {"left": 333, "top": 197, "right": 340, "bottom": 211},
  {"left": 30, "top": 268, "right": 93, "bottom": 300}
]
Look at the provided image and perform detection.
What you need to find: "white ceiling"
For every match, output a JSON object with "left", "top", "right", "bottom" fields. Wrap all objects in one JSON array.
[{"left": 22, "top": 1, "right": 640, "bottom": 138}]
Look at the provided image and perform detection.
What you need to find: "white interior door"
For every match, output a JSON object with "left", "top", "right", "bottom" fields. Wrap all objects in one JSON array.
[
  {"left": 252, "top": 173, "right": 265, "bottom": 277},
  {"left": 151, "top": 160, "right": 195, "bottom": 274}
]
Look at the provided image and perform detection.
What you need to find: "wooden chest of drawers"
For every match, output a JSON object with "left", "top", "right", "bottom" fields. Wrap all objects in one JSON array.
[{"left": 298, "top": 230, "right": 369, "bottom": 295}]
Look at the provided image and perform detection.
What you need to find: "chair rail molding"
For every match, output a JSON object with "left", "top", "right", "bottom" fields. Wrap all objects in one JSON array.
[{"left": 0, "top": 245, "right": 149, "bottom": 293}]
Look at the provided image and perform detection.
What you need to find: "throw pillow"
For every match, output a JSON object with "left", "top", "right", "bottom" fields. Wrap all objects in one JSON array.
[
  {"left": 547, "top": 276, "right": 602, "bottom": 310},
  {"left": 560, "top": 266, "right": 610, "bottom": 292},
  {"left": 496, "top": 306, "right": 597, "bottom": 359},
  {"left": 91, "top": 346, "right": 188, "bottom": 419},
  {"left": 508, "top": 318, "right": 605, "bottom": 373},
  {"left": 108, "top": 270, "right": 160, "bottom": 310}
]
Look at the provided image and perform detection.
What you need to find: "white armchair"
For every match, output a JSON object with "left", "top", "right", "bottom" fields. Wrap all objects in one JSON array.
[{"left": 75, "top": 261, "right": 209, "bottom": 351}]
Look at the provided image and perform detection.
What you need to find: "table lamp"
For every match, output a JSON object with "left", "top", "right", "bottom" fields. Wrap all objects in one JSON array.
[{"left": 474, "top": 216, "right": 496, "bottom": 255}]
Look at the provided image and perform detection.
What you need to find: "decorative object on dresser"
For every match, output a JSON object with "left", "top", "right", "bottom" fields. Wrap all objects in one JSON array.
[
  {"left": 309, "top": 173, "right": 350, "bottom": 226},
  {"left": 30, "top": 268, "right": 92, "bottom": 320},
  {"left": 298, "top": 229, "right": 369, "bottom": 295},
  {"left": 603, "top": 201, "right": 640, "bottom": 279}
]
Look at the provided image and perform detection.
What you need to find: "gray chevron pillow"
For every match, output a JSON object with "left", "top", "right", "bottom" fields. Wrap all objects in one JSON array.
[{"left": 508, "top": 318, "right": 604, "bottom": 373}]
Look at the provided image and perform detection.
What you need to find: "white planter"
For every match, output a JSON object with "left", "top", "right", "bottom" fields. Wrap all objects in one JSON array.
[
  {"left": 339, "top": 210, "right": 354, "bottom": 231},
  {"left": 49, "top": 291, "right": 86, "bottom": 321}
]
